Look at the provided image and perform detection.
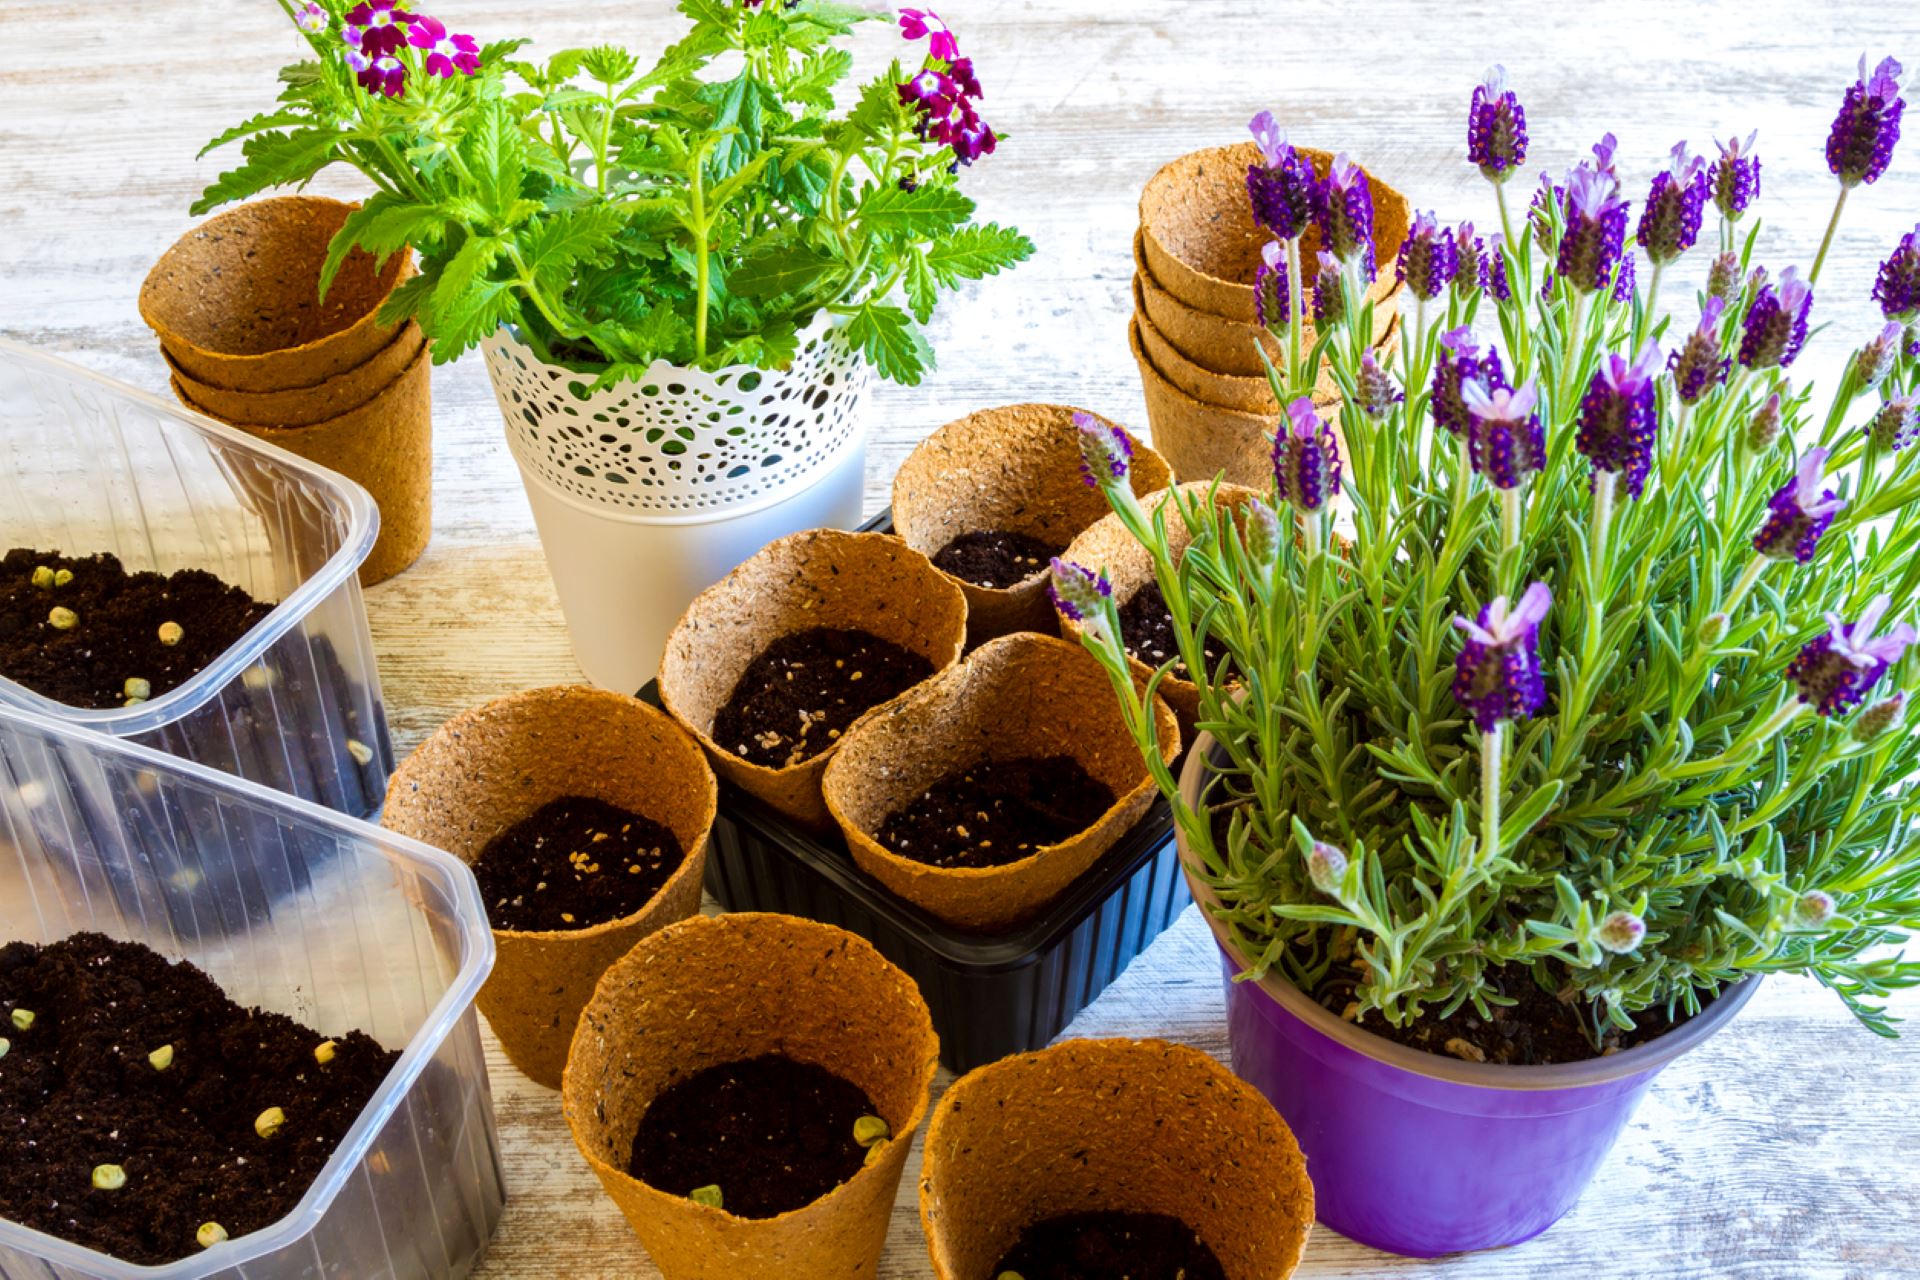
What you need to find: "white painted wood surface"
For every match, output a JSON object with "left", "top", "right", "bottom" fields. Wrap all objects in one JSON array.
[{"left": 4, "top": 1, "right": 1919, "bottom": 1275}]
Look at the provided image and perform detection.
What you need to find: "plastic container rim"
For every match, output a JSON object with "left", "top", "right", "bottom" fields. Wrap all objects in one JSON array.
[
  {"left": 0, "top": 700, "right": 497, "bottom": 1277},
  {"left": 0, "top": 339, "right": 381, "bottom": 737}
]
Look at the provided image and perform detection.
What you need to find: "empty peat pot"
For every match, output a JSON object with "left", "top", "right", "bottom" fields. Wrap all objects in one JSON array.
[
  {"left": 919, "top": 1037, "right": 1315, "bottom": 1279},
  {"left": 822, "top": 631, "right": 1178, "bottom": 931},
  {"left": 1130, "top": 317, "right": 1310, "bottom": 490},
  {"left": 658, "top": 528, "right": 968, "bottom": 829},
  {"left": 382, "top": 685, "right": 718, "bottom": 1089},
  {"left": 891, "top": 403, "right": 1173, "bottom": 644},
  {"left": 563, "top": 912, "right": 939, "bottom": 1280}
]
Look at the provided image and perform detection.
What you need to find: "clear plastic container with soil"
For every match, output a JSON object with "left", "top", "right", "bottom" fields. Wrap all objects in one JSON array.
[
  {"left": 0, "top": 343, "right": 394, "bottom": 878},
  {"left": 0, "top": 701, "right": 503, "bottom": 1280},
  {"left": 639, "top": 509, "right": 1191, "bottom": 1074}
]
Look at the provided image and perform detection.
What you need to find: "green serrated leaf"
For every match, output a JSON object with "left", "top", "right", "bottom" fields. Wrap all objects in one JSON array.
[
  {"left": 856, "top": 182, "right": 975, "bottom": 240},
  {"left": 198, "top": 108, "right": 313, "bottom": 159},
  {"left": 903, "top": 250, "right": 937, "bottom": 324},
  {"left": 463, "top": 101, "right": 527, "bottom": 222},
  {"left": 925, "top": 222, "right": 1037, "bottom": 284},
  {"left": 728, "top": 244, "right": 838, "bottom": 300},
  {"left": 191, "top": 128, "right": 342, "bottom": 216},
  {"left": 845, "top": 302, "right": 932, "bottom": 385}
]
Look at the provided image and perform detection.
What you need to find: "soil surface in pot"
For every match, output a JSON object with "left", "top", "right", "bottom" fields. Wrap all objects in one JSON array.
[
  {"left": 992, "top": 1210, "right": 1227, "bottom": 1280},
  {"left": 1119, "top": 581, "right": 1228, "bottom": 680},
  {"left": 0, "top": 932, "right": 399, "bottom": 1266},
  {"left": 471, "top": 796, "right": 685, "bottom": 932},
  {"left": 875, "top": 755, "right": 1116, "bottom": 869},
  {"left": 0, "top": 550, "right": 274, "bottom": 710},
  {"left": 628, "top": 1053, "right": 878, "bottom": 1218},
  {"left": 713, "top": 626, "right": 934, "bottom": 769},
  {"left": 931, "top": 530, "right": 1062, "bottom": 590}
]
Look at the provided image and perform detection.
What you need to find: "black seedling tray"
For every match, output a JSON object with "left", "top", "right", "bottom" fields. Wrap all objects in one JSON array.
[{"left": 642, "top": 508, "right": 1191, "bottom": 1072}]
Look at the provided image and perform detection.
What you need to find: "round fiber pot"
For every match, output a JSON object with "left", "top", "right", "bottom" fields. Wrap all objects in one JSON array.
[
  {"left": 659, "top": 528, "right": 969, "bottom": 830},
  {"left": 563, "top": 913, "right": 938, "bottom": 1280},
  {"left": 1174, "top": 737, "right": 1763, "bottom": 1257},
  {"left": 822, "top": 632, "right": 1178, "bottom": 931},
  {"left": 166, "top": 320, "right": 426, "bottom": 428},
  {"left": 1138, "top": 142, "right": 1412, "bottom": 324},
  {"left": 919, "top": 1037, "right": 1314, "bottom": 1279},
  {"left": 382, "top": 685, "right": 717, "bottom": 1090},
  {"left": 139, "top": 195, "right": 415, "bottom": 393},
  {"left": 1131, "top": 317, "right": 1296, "bottom": 489},
  {"left": 1057, "top": 482, "right": 1260, "bottom": 740},
  {"left": 891, "top": 404, "right": 1173, "bottom": 645},
  {"left": 174, "top": 335, "right": 433, "bottom": 586}
]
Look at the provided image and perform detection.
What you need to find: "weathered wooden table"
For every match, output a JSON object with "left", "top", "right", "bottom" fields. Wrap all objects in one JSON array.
[{"left": 4, "top": 1, "right": 1918, "bottom": 1274}]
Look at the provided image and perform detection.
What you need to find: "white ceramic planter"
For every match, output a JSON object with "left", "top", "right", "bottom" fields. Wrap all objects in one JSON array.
[{"left": 481, "top": 319, "right": 872, "bottom": 691}]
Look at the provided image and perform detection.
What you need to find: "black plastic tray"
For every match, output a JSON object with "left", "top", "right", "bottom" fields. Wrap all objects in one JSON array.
[{"left": 644, "top": 509, "right": 1191, "bottom": 1072}]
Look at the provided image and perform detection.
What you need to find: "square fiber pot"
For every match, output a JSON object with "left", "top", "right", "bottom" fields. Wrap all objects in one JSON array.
[
  {"left": 642, "top": 509, "right": 1190, "bottom": 1074},
  {"left": 0, "top": 703, "right": 505, "bottom": 1280},
  {"left": 0, "top": 342, "right": 394, "bottom": 824}
]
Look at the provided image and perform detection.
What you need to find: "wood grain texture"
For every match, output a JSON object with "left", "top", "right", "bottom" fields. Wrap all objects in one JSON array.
[{"left": 3, "top": 1, "right": 1918, "bottom": 1275}]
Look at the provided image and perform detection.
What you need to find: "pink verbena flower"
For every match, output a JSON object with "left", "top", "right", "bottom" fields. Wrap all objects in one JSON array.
[
  {"left": 898, "top": 8, "right": 959, "bottom": 61},
  {"left": 358, "top": 52, "right": 407, "bottom": 97},
  {"left": 407, "top": 15, "right": 479, "bottom": 78},
  {"left": 295, "top": 3, "right": 329, "bottom": 33},
  {"left": 345, "top": 0, "right": 413, "bottom": 56}
]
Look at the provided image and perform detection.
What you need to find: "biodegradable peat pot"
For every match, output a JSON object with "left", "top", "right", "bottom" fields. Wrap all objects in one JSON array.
[
  {"left": 139, "top": 195, "right": 415, "bottom": 393},
  {"left": 1130, "top": 317, "right": 1296, "bottom": 489},
  {"left": 919, "top": 1037, "right": 1315, "bottom": 1279},
  {"left": 165, "top": 319, "right": 427, "bottom": 428},
  {"left": 1175, "top": 737, "right": 1763, "bottom": 1257},
  {"left": 1057, "top": 481, "right": 1261, "bottom": 739},
  {"left": 822, "top": 632, "right": 1178, "bottom": 931},
  {"left": 891, "top": 403, "right": 1173, "bottom": 644},
  {"left": 659, "top": 528, "right": 969, "bottom": 830},
  {"left": 174, "top": 334, "right": 434, "bottom": 586},
  {"left": 382, "top": 685, "right": 718, "bottom": 1090},
  {"left": 563, "top": 912, "right": 939, "bottom": 1280},
  {"left": 1138, "top": 142, "right": 1412, "bottom": 324}
]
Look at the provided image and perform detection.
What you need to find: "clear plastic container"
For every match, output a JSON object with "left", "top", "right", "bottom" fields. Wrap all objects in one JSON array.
[
  {"left": 0, "top": 702, "right": 505, "bottom": 1280},
  {"left": 0, "top": 340, "right": 394, "bottom": 820}
]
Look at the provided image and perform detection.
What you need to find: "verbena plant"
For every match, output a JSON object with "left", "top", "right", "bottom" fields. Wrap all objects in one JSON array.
[
  {"left": 1056, "top": 57, "right": 1920, "bottom": 1044},
  {"left": 197, "top": 1, "right": 1032, "bottom": 384}
]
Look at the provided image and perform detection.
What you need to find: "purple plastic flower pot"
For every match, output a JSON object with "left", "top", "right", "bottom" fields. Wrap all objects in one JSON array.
[{"left": 1176, "top": 737, "right": 1761, "bottom": 1258}]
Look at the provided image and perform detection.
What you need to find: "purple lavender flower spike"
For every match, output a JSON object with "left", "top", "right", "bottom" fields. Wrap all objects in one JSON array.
[
  {"left": 1869, "top": 395, "right": 1920, "bottom": 452},
  {"left": 1706, "top": 251, "right": 1742, "bottom": 301},
  {"left": 1787, "top": 594, "right": 1916, "bottom": 717},
  {"left": 1048, "top": 558, "right": 1114, "bottom": 641},
  {"left": 1454, "top": 221, "right": 1485, "bottom": 297},
  {"left": 1612, "top": 251, "right": 1638, "bottom": 305},
  {"left": 1316, "top": 154, "right": 1376, "bottom": 280},
  {"left": 1356, "top": 350, "right": 1404, "bottom": 420},
  {"left": 1577, "top": 340, "right": 1662, "bottom": 498},
  {"left": 1311, "top": 251, "right": 1346, "bottom": 328},
  {"left": 1396, "top": 211, "right": 1459, "bottom": 301},
  {"left": 1463, "top": 377, "right": 1546, "bottom": 490},
  {"left": 1748, "top": 393, "right": 1785, "bottom": 452},
  {"left": 1637, "top": 142, "right": 1709, "bottom": 264},
  {"left": 1557, "top": 164, "right": 1631, "bottom": 294},
  {"left": 899, "top": 8, "right": 960, "bottom": 61},
  {"left": 1467, "top": 65, "right": 1528, "bottom": 182},
  {"left": 1754, "top": 448, "right": 1846, "bottom": 562},
  {"left": 1272, "top": 398, "right": 1342, "bottom": 513},
  {"left": 1826, "top": 56, "right": 1906, "bottom": 187},
  {"left": 1855, "top": 321, "right": 1905, "bottom": 392},
  {"left": 344, "top": 0, "right": 412, "bottom": 56},
  {"left": 1452, "top": 581, "right": 1553, "bottom": 731},
  {"left": 1528, "top": 172, "right": 1559, "bottom": 255},
  {"left": 408, "top": 16, "right": 480, "bottom": 77},
  {"left": 1254, "top": 241, "right": 1291, "bottom": 330},
  {"left": 1590, "top": 132, "right": 1621, "bottom": 178},
  {"left": 1668, "top": 298, "right": 1731, "bottom": 405},
  {"left": 1245, "top": 113, "right": 1319, "bottom": 241},
  {"left": 1738, "top": 266, "right": 1814, "bottom": 370},
  {"left": 1432, "top": 328, "right": 1508, "bottom": 437},
  {"left": 1710, "top": 131, "right": 1762, "bottom": 220},
  {"left": 1874, "top": 223, "right": 1920, "bottom": 322},
  {"left": 1484, "top": 233, "right": 1513, "bottom": 301},
  {"left": 295, "top": 2, "right": 329, "bottom": 33},
  {"left": 1073, "top": 411, "right": 1132, "bottom": 488}
]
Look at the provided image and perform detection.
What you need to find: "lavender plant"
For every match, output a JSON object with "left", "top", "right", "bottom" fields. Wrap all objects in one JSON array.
[
  {"left": 196, "top": 2, "right": 1031, "bottom": 383},
  {"left": 1058, "top": 57, "right": 1920, "bottom": 1043}
]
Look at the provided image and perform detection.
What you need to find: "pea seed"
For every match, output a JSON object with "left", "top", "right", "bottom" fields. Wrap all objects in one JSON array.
[
  {"left": 92, "top": 1164, "right": 127, "bottom": 1191},
  {"left": 0, "top": 1037, "right": 9, "bottom": 1059},
  {"left": 10, "top": 1009, "right": 34, "bottom": 1031},
  {"left": 47, "top": 607, "right": 78, "bottom": 631},
  {"left": 148, "top": 1043, "right": 174, "bottom": 1071},
  {"left": 124, "top": 677, "right": 152, "bottom": 702},
  {"left": 998, "top": 1272, "right": 1026, "bottom": 1280},
  {"left": 689, "top": 1184, "right": 723, "bottom": 1210},
  {"left": 30, "top": 566, "right": 54, "bottom": 589},
  {"left": 53, "top": 568, "right": 73, "bottom": 587},
  {"left": 255, "top": 1106, "right": 286, "bottom": 1139},
  {"left": 852, "top": 1115, "right": 890, "bottom": 1148},
  {"left": 345, "top": 738, "right": 374, "bottom": 767},
  {"left": 196, "top": 1222, "right": 229, "bottom": 1249},
  {"left": 314, "top": 1039, "right": 337, "bottom": 1065},
  {"left": 158, "top": 621, "right": 185, "bottom": 647}
]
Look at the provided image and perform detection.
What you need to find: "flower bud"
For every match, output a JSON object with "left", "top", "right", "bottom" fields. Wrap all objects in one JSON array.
[
  {"left": 1746, "top": 392, "right": 1783, "bottom": 452},
  {"left": 1706, "top": 251, "right": 1742, "bottom": 301},
  {"left": 1356, "top": 350, "right": 1403, "bottom": 420},
  {"left": 1073, "top": 411, "right": 1132, "bottom": 489},
  {"left": 1595, "top": 910, "right": 1647, "bottom": 954},
  {"left": 1311, "top": 251, "right": 1347, "bottom": 329},
  {"left": 1241, "top": 497, "right": 1282, "bottom": 579},
  {"left": 1793, "top": 889, "right": 1837, "bottom": 928},
  {"left": 1306, "top": 841, "right": 1349, "bottom": 896},
  {"left": 1868, "top": 395, "right": 1919, "bottom": 452},
  {"left": 1048, "top": 558, "right": 1115, "bottom": 644},
  {"left": 1853, "top": 321, "right": 1904, "bottom": 394},
  {"left": 1854, "top": 692, "right": 1906, "bottom": 741}
]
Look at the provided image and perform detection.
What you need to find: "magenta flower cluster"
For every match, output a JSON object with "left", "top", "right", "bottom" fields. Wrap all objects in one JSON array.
[
  {"left": 896, "top": 10, "right": 997, "bottom": 167},
  {"left": 1254, "top": 242, "right": 1290, "bottom": 329},
  {"left": 1557, "top": 162, "right": 1631, "bottom": 295},
  {"left": 1243, "top": 117, "right": 1377, "bottom": 281},
  {"left": 1788, "top": 595, "right": 1916, "bottom": 717},
  {"left": 1452, "top": 583, "right": 1552, "bottom": 731},
  {"left": 1464, "top": 378, "right": 1546, "bottom": 490},
  {"left": 332, "top": 0, "right": 479, "bottom": 98}
]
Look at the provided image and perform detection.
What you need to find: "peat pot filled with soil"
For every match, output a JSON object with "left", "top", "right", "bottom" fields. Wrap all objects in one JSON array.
[
  {"left": 658, "top": 528, "right": 969, "bottom": 829},
  {"left": 891, "top": 404, "right": 1172, "bottom": 644},
  {"left": 383, "top": 685, "right": 718, "bottom": 1090},
  {"left": 919, "top": 1038, "right": 1314, "bottom": 1280},
  {"left": 564, "top": 912, "right": 938, "bottom": 1280},
  {"left": 1176, "top": 736, "right": 1763, "bottom": 1257},
  {"left": 822, "top": 632, "right": 1178, "bottom": 932}
]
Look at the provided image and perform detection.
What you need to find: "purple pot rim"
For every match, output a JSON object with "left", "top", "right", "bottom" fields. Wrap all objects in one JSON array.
[{"left": 1177, "top": 731, "right": 1762, "bottom": 1093}]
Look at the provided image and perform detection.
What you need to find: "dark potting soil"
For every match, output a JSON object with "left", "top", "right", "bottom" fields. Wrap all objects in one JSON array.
[
  {"left": 1118, "top": 581, "right": 1228, "bottom": 681},
  {"left": 628, "top": 1053, "right": 878, "bottom": 1219},
  {"left": 712, "top": 626, "right": 934, "bottom": 769},
  {"left": 471, "top": 796, "right": 686, "bottom": 932},
  {"left": 875, "top": 755, "right": 1116, "bottom": 870},
  {"left": 992, "top": 1210, "right": 1228, "bottom": 1280},
  {"left": 0, "top": 550, "right": 274, "bottom": 710},
  {"left": 0, "top": 933, "right": 399, "bottom": 1266},
  {"left": 930, "top": 529, "right": 1063, "bottom": 590}
]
